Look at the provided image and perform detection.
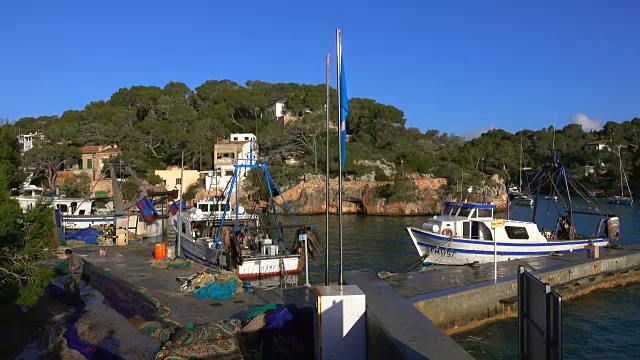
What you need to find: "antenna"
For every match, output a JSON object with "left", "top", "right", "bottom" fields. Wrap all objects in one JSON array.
[{"left": 552, "top": 116, "right": 556, "bottom": 151}]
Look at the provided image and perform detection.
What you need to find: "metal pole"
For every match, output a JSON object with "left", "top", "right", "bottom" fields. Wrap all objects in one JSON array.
[
  {"left": 177, "top": 149, "right": 184, "bottom": 256},
  {"left": 305, "top": 233, "right": 310, "bottom": 287},
  {"left": 325, "top": 52, "right": 331, "bottom": 286},
  {"left": 494, "top": 226, "right": 497, "bottom": 283},
  {"left": 336, "top": 29, "right": 344, "bottom": 286}
]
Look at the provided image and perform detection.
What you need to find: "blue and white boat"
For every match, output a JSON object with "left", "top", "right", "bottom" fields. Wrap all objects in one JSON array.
[
  {"left": 407, "top": 154, "right": 622, "bottom": 265},
  {"left": 406, "top": 202, "right": 619, "bottom": 265}
]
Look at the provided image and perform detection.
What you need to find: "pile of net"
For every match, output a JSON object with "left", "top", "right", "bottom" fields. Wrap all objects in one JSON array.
[
  {"left": 179, "top": 269, "right": 240, "bottom": 300},
  {"left": 238, "top": 304, "right": 316, "bottom": 360},
  {"left": 148, "top": 258, "right": 191, "bottom": 269},
  {"left": 154, "top": 320, "right": 245, "bottom": 360}
]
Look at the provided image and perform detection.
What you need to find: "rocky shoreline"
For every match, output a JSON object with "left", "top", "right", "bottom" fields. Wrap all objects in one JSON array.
[{"left": 274, "top": 174, "right": 508, "bottom": 216}]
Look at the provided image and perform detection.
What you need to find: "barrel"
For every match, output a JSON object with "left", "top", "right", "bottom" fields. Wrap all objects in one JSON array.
[
  {"left": 154, "top": 243, "right": 164, "bottom": 260},
  {"left": 161, "top": 243, "right": 167, "bottom": 258}
]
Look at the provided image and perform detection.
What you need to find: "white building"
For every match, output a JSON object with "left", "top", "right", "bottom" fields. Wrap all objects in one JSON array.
[
  {"left": 18, "top": 132, "right": 45, "bottom": 152},
  {"left": 583, "top": 140, "right": 610, "bottom": 151},
  {"left": 203, "top": 133, "right": 259, "bottom": 192},
  {"left": 264, "top": 96, "right": 288, "bottom": 120}
]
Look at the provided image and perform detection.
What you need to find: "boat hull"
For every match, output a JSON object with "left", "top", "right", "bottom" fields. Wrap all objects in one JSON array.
[
  {"left": 62, "top": 216, "right": 114, "bottom": 230},
  {"left": 607, "top": 198, "right": 634, "bottom": 206},
  {"left": 513, "top": 198, "right": 533, "bottom": 206},
  {"left": 406, "top": 227, "right": 610, "bottom": 265},
  {"left": 176, "top": 223, "right": 302, "bottom": 278},
  {"left": 236, "top": 255, "right": 301, "bottom": 279},
  {"left": 178, "top": 233, "right": 222, "bottom": 268}
]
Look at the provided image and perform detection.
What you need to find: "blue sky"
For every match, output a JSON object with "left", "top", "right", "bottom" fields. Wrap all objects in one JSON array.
[{"left": 1, "top": 0, "right": 638, "bottom": 138}]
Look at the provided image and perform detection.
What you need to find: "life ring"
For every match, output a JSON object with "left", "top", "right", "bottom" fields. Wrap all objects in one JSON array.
[{"left": 442, "top": 228, "right": 455, "bottom": 237}]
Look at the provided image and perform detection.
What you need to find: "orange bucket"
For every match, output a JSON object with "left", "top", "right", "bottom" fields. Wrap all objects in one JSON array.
[
  {"left": 161, "top": 243, "right": 167, "bottom": 258},
  {"left": 154, "top": 243, "right": 165, "bottom": 260}
]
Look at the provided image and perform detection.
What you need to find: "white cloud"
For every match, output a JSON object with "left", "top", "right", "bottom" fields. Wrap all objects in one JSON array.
[
  {"left": 463, "top": 125, "right": 496, "bottom": 140},
  {"left": 571, "top": 113, "right": 603, "bottom": 132}
]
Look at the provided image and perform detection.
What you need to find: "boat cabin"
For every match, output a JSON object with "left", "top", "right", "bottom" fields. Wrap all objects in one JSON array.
[
  {"left": 424, "top": 202, "right": 497, "bottom": 240},
  {"left": 424, "top": 202, "right": 548, "bottom": 242},
  {"left": 440, "top": 202, "right": 495, "bottom": 219}
]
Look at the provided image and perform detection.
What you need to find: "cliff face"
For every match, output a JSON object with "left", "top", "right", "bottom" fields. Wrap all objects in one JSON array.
[{"left": 275, "top": 174, "right": 508, "bottom": 216}]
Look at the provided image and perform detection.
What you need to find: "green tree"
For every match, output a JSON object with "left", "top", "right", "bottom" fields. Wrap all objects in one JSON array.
[
  {"left": 25, "top": 144, "right": 79, "bottom": 192},
  {"left": 61, "top": 172, "right": 91, "bottom": 198}
]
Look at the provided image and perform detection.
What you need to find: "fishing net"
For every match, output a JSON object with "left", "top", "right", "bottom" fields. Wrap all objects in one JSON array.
[
  {"left": 176, "top": 269, "right": 240, "bottom": 300},
  {"left": 84, "top": 262, "right": 158, "bottom": 321},
  {"left": 192, "top": 279, "right": 237, "bottom": 300},
  {"left": 149, "top": 258, "right": 192, "bottom": 269},
  {"left": 155, "top": 320, "right": 245, "bottom": 360}
]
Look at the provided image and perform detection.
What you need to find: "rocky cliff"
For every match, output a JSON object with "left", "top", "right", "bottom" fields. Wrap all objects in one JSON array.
[{"left": 275, "top": 174, "right": 508, "bottom": 216}]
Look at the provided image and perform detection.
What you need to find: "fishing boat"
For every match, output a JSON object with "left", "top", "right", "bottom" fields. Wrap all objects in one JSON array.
[
  {"left": 14, "top": 195, "right": 115, "bottom": 230},
  {"left": 512, "top": 194, "right": 534, "bottom": 206},
  {"left": 171, "top": 155, "right": 320, "bottom": 279},
  {"left": 406, "top": 156, "right": 620, "bottom": 265}
]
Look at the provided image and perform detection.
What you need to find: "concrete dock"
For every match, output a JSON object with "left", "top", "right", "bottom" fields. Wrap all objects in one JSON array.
[
  {"left": 74, "top": 242, "right": 288, "bottom": 326},
  {"left": 346, "top": 245, "right": 640, "bottom": 359},
  {"left": 75, "top": 241, "right": 640, "bottom": 359}
]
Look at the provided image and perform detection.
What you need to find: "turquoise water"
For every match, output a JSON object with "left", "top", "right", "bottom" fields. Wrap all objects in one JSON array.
[{"left": 287, "top": 198, "right": 640, "bottom": 358}]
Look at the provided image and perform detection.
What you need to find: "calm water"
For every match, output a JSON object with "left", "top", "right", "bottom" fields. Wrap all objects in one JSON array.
[{"left": 283, "top": 198, "right": 640, "bottom": 358}]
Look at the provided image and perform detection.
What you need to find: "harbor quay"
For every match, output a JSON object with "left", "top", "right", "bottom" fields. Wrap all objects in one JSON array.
[
  {"left": 346, "top": 245, "right": 640, "bottom": 358},
  {"left": 72, "top": 241, "right": 640, "bottom": 359}
]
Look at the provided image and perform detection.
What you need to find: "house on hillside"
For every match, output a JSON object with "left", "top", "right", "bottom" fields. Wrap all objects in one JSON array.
[
  {"left": 18, "top": 132, "right": 46, "bottom": 152},
  {"left": 583, "top": 140, "right": 610, "bottom": 151},
  {"left": 203, "top": 133, "right": 258, "bottom": 192},
  {"left": 154, "top": 166, "right": 201, "bottom": 197},
  {"left": 264, "top": 96, "right": 312, "bottom": 126},
  {"left": 73, "top": 144, "right": 121, "bottom": 180},
  {"left": 264, "top": 96, "right": 288, "bottom": 120}
]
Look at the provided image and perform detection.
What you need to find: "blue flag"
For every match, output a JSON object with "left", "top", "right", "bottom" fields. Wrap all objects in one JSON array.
[{"left": 340, "top": 58, "right": 348, "bottom": 168}]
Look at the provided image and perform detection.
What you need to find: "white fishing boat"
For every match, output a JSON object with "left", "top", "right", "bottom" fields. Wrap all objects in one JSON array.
[
  {"left": 513, "top": 194, "right": 534, "bottom": 206},
  {"left": 171, "top": 155, "right": 320, "bottom": 279},
  {"left": 406, "top": 158, "right": 621, "bottom": 265},
  {"left": 13, "top": 195, "right": 115, "bottom": 230}
]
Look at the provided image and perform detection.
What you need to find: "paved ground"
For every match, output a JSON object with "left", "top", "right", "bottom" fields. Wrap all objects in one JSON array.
[
  {"left": 74, "top": 241, "right": 288, "bottom": 325},
  {"left": 382, "top": 244, "right": 640, "bottom": 298}
]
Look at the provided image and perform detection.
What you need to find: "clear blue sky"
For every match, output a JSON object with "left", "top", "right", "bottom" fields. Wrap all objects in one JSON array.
[{"left": 1, "top": 0, "right": 639, "bottom": 138}]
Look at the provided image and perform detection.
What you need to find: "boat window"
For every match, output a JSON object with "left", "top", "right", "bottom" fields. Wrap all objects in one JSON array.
[
  {"left": 471, "top": 221, "right": 493, "bottom": 240},
  {"left": 476, "top": 208, "right": 492, "bottom": 218},
  {"left": 198, "top": 204, "right": 208, "bottom": 211},
  {"left": 79, "top": 210, "right": 85, "bottom": 215},
  {"left": 462, "top": 222, "right": 470, "bottom": 238},
  {"left": 458, "top": 207, "right": 472, "bottom": 217},
  {"left": 505, "top": 226, "right": 529, "bottom": 240},
  {"left": 443, "top": 205, "right": 454, "bottom": 215},
  {"left": 58, "top": 204, "right": 68, "bottom": 213}
]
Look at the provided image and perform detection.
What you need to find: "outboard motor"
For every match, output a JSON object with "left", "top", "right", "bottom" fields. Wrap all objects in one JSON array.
[{"left": 606, "top": 217, "right": 621, "bottom": 242}]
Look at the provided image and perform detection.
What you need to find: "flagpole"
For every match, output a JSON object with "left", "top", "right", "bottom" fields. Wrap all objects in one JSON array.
[
  {"left": 336, "top": 29, "right": 344, "bottom": 286},
  {"left": 325, "top": 52, "right": 331, "bottom": 286}
]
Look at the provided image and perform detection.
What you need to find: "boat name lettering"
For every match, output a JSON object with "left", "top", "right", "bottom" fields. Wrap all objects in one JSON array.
[{"left": 425, "top": 247, "right": 456, "bottom": 257}]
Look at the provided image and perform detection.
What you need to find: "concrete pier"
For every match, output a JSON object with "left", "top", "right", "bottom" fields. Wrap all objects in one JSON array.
[
  {"left": 346, "top": 245, "right": 640, "bottom": 359},
  {"left": 74, "top": 242, "right": 286, "bottom": 325}
]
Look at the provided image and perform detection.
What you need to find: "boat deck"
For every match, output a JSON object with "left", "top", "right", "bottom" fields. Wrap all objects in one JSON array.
[{"left": 74, "top": 241, "right": 297, "bottom": 325}]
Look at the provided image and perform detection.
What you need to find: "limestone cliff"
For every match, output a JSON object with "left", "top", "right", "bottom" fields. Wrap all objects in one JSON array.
[{"left": 274, "top": 174, "right": 508, "bottom": 216}]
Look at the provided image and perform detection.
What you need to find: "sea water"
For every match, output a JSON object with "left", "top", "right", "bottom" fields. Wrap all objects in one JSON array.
[{"left": 293, "top": 197, "right": 640, "bottom": 358}]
